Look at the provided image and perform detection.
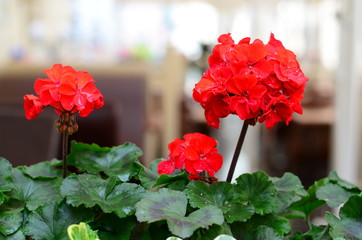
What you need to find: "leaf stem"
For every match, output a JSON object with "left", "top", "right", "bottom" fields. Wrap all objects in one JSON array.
[
  {"left": 62, "top": 132, "right": 69, "bottom": 178},
  {"left": 226, "top": 120, "right": 249, "bottom": 183}
]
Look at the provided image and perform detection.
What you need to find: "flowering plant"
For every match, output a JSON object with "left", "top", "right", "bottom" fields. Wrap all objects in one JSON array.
[{"left": 0, "top": 35, "right": 361, "bottom": 240}]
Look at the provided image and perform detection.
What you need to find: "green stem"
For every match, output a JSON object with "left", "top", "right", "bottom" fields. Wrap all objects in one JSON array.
[
  {"left": 62, "top": 131, "right": 69, "bottom": 178},
  {"left": 226, "top": 120, "right": 249, "bottom": 183}
]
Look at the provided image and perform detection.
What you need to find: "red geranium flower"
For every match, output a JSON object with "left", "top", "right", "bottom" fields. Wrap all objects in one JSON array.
[
  {"left": 158, "top": 133, "right": 223, "bottom": 181},
  {"left": 193, "top": 33, "right": 308, "bottom": 129},
  {"left": 226, "top": 74, "right": 267, "bottom": 120},
  {"left": 183, "top": 133, "right": 223, "bottom": 177},
  {"left": 34, "top": 64, "right": 76, "bottom": 107},
  {"left": 24, "top": 64, "right": 104, "bottom": 134},
  {"left": 24, "top": 64, "right": 104, "bottom": 118}
]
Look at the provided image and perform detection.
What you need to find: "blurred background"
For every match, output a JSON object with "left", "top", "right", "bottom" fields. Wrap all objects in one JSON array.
[{"left": 0, "top": 0, "right": 362, "bottom": 188}]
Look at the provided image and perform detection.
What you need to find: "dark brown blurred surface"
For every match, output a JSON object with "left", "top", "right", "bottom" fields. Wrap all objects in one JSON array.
[{"left": 260, "top": 121, "right": 330, "bottom": 188}]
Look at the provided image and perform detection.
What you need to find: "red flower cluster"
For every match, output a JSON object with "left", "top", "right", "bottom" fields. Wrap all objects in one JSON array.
[
  {"left": 158, "top": 133, "right": 223, "bottom": 180},
  {"left": 193, "top": 33, "right": 308, "bottom": 129},
  {"left": 24, "top": 64, "right": 104, "bottom": 120}
]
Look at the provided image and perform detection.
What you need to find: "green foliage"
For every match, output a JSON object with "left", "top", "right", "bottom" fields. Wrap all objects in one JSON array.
[
  {"left": 61, "top": 174, "right": 145, "bottom": 218},
  {"left": 135, "top": 188, "right": 224, "bottom": 238},
  {"left": 67, "top": 222, "right": 100, "bottom": 240},
  {"left": 0, "top": 158, "right": 13, "bottom": 192},
  {"left": 23, "top": 201, "right": 93, "bottom": 240},
  {"left": 1, "top": 142, "right": 361, "bottom": 239},
  {"left": 0, "top": 210, "right": 22, "bottom": 236},
  {"left": 234, "top": 171, "right": 277, "bottom": 215},
  {"left": 67, "top": 141, "right": 143, "bottom": 181},
  {"left": 22, "top": 159, "right": 62, "bottom": 180},
  {"left": 271, "top": 172, "right": 307, "bottom": 213},
  {"left": 326, "top": 195, "right": 362, "bottom": 239},
  {"left": 185, "top": 181, "right": 255, "bottom": 223},
  {"left": 9, "top": 168, "right": 63, "bottom": 211}
]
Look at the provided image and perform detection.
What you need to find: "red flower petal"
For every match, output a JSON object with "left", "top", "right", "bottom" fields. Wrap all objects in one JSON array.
[
  {"left": 58, "top": 83, "right": 77, "bottom": 95},
  {"left": 23, "top": 95, "right": 43, "bottom": 120},
  {"left": 60, "top": 94, "right": 75, "bottom": 111},
  {"left": 158, "top": 160, "right": 175, "bottom": 175}
]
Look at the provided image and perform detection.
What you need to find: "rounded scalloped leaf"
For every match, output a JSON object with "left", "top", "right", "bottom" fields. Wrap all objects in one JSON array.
[
  {"left": 67, "top": 141, "right": 143, "bottom": 181},
  {"left": 271, "top": 172, "right": 307, "bottom": 213},
  {"left": 61, "top": 174, "right": 145, "bottom": 217},
  {"left": 185, "top": 181, "right": 255, "bottom": 223},
  {"left": 22, "top": 160, "right": 62, "bottom": 179},
  {"left": 234, "top": 171, "right": 277, "bottom": 215},
  {"left": 9, "top": 168, "right": 62, "bottom": 211},
  {"left": 326, "top": 195, "right": 362, "bottom": 239},
  {"left": 328, "top": 171, "right": 361, "bottom": 191},
  {"left": 135, "top": 188, "right": 224, "bottom": 238},
  {"left": 24, "top": 202, "right": 93, "bottom": 240},
  {"left": 185, "top": 181, "right": 234, "bottom": 209},
  {"left": 316, "top": 183, "right": 356, "bottom": 208}
]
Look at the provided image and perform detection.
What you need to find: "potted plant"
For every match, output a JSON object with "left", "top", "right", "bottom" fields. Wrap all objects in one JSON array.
[{"left": 0, "top": 33, "right": 361, "bottom": 240}]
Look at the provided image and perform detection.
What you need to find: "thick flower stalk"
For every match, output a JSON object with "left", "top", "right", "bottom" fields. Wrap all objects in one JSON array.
[
  {"left": 193, "top": 33, "right": 308, "bottom": 129},
  {"left": 158, "top": 132, "right": 223, "bottom": 182},
  {"left": 24, "top": 64, "right": 104, "bottom": 177}
]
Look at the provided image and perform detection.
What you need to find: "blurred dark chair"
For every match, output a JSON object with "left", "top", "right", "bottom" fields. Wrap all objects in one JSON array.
[
  {"left": 70, "top": 74, "right": 146, "bottom": 151},
  {"left": 0, "top": 104, "right": 59, "bottom": 166}
]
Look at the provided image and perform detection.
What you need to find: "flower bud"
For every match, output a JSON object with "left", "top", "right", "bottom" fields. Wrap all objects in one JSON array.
[{"left": 55, "top": 112, "right": 78, "bottom": 135}]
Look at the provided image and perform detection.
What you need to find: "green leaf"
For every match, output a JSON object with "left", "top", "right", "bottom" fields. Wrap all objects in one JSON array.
[
  {"left": 249, "top": 226, "right": 283, "bottom": 240},
  {"left": 288, "top": 224, "right": 331, "bottom": 240},
  {"left": 137, "top": 159, "right": 164, "bottom": 189},
  {"left": 135, "top": 188, "right": 224, "bottom": 238},
  {"left": 287, "top": 178, "right": 328, "bottom": 219},
  {"left": 67, "top": 222, "right": 100, "bottom": 240},
  {"left": 0, "top": 158, "right": 13, "bottom": 192},
  {"left": 326, "top": 195, "right": 362, "bottom": 239},
  {"left": 9, "top": 168, "right": 62, "bottom": 211},
  {"left": 137, "top": 163, "right": 160, "bottom": 189},
  {"left": 0, "top": 230, "right": 26, "bottom": 240},
  {"left": 22, "top": 160, "right": 62, "bottom": 179},
  {"left": 95, "top": 214, "right": 137, "bottom": 240},
  {"left": 185, "top": 181, "right": 254, "bottom": 223},
  {"left": 234, "top": 171, "right": 276, "bottom": 215},
  {"left": 24, "top": 201, "right": 94, "bottom": 240},
  {"left": 328, "top": 171, "right": 360, "bottom": 191},
  {"left": 0, "top": 198, "right": 24, "bottom": 213},
  {"left": 154, "top": 171, "right": 190, "bottom": 191},
  {"left": 271, "top": 172, "right": 307, "bottom": 213},
  {"left": 0, "top": 210, "right": 22, "bottom": 236},
  {"left": 230, "top": 214, "right": 290, "bottom": 239},
  {"left": 316, "top": 183, "right": 356, "bottom": 208},
  {"left": 223, "top": 203, "right": 255, "bottom": 223},
  {"left": 67, "top": 141, "right": 143, "bottom": 181},
  {"left": 186, "top": 181, "right": 234, "bottom": 209},
  {"left": 61, "top": 174, "right": 145, "bottom": 217}
]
